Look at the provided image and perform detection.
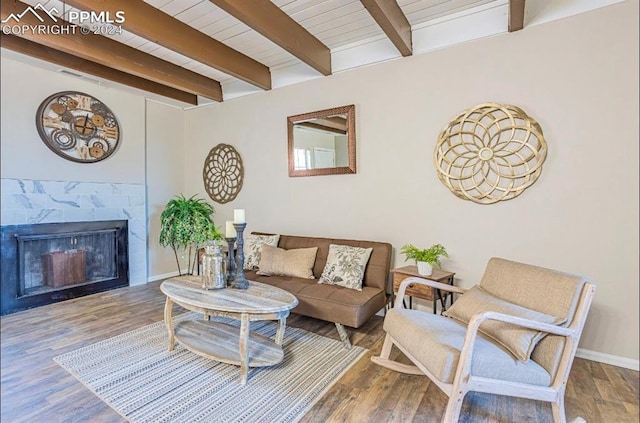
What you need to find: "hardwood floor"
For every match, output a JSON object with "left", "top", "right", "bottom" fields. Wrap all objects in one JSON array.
[{"left": 1, "top": 281, "right": 638, "bottom": 423}]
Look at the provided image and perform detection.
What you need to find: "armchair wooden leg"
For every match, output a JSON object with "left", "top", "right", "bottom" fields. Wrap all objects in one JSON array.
[
  {"left": 335, "top": 323, "right": 352, "bottom": 349},
  {"left": 443, "top": 388, "right": 466, "bottom": 423},
  {"left": 379, "top": 332, "right": 394, "bottom": 359},
  {"left": 551, "top": 392, "right": 567, "bottom": 423}
]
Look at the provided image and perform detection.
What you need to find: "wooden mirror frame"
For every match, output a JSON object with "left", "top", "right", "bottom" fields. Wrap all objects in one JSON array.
[{"left": 287, "top": 104, "right": 356, "bottom": 177}]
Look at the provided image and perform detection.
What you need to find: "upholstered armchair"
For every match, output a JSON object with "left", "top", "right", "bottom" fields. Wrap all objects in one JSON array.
[{"left": 372, "top": 257, "right": 595, "bottom": 423}]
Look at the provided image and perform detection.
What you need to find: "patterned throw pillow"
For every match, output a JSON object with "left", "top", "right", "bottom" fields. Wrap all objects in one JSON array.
[
  {"left": 318, "top": 244, "right": 373, "bottom": 291},
  {"left": 243, "top": 234, "right": 280, "bottom": 270}
]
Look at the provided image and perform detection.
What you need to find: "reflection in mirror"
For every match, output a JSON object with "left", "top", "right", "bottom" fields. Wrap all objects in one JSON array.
[{"left": 288, "top": 105, "right": 356, "bottom": 177}]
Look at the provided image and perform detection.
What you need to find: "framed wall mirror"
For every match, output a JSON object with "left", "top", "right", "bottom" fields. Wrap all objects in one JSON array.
[{"left": 288, "top": 104, "right": 356, "bottom": 177}]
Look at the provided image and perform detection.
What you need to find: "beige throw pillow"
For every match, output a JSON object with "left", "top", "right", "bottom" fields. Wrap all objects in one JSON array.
[
  {"left": 443, "top": 286, "right": 566, "bottom": 362},
  {"left": 256, "top": 244, "right": 318, "bottom": 279},
  {"left": 243, "top": 234, "right": 280, "bottom": 270},
  {"left": 318, "top": 244, "right": 373, "bottom": 291}
]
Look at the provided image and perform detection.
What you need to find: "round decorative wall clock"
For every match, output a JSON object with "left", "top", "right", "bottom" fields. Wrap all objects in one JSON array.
[
  {"left": 35, "top": 91, "right": 121, "bottom": 163},
  {"left": 434, "top": 103, "right": 547, "bottom": 204},
  {"left": 203, "top": 143, "right": 244, "bottom": 204}
]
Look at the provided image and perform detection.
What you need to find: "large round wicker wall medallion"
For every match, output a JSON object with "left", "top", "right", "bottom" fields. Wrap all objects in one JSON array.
[
  {"left": 203, "top": 144, "right": 244, "bottom": 204},
  {"left": 434, "top": 103, "right": 547, "bottom": 204}
]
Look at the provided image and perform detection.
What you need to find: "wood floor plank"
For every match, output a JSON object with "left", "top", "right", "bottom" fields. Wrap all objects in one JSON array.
[
  {"left": 384, "top": 373, "right": 430, "bottom": 422},
  {"left": 1, "top": 280, "right": 638, "bottom": 423}
]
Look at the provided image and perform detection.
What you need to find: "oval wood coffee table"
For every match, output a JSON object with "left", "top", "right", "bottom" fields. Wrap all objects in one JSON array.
[{"left": 160, "top": 275, "right": 298, "bottom": 385}]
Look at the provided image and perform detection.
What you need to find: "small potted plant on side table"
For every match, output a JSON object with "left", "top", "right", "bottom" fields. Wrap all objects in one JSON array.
[{"left": 400, "top": 243, "right": 448, "bottom": 276}]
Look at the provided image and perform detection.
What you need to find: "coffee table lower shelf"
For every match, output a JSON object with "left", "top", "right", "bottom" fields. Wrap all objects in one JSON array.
[{"left": 173, "top": 320, "right": 284, "bottom": 368}]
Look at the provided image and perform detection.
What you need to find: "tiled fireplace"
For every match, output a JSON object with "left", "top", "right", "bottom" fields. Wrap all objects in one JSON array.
[{"left": 1, "top": 178, "right": 147, "bottom": 314}]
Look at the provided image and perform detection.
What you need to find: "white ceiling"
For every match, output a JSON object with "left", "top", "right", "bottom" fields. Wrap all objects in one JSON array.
[{"left": 2, "top": 0, "right": 626, "bottom": 107}]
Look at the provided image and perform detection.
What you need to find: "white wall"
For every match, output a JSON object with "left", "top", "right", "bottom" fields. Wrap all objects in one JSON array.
[
  {"left": 0, "top": 55, "right": 187, "bottom": 284},
  {"left": 0, "top": 57, "right": 145, "bottom": 184},
  {"left": 184, "top": 2, "right": 639, "bottom": 363},
  {"left": 293, "top": 127, "right": 337, "bottom": 168},
  {"left": 145, "top": 100, "right": 186, "bottom": 279}
]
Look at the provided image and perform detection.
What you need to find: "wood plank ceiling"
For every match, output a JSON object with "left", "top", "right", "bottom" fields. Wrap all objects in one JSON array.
[{"left": 0, "top": 0, "right": 526, "bottom": 105}]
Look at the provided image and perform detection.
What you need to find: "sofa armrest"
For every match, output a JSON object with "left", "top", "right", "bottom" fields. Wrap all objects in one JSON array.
[{"left": 395, "top": 276, "right": 467, "bottom": 308}]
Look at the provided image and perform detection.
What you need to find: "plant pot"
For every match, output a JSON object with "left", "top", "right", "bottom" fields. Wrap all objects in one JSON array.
[{"left": 417, "top": 261, "right": 433, "bottom": 276}]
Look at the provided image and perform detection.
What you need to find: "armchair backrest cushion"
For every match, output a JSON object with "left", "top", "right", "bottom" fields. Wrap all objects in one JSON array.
[{"left": 478, "top": 258, "right": 588, "bottom": 374}]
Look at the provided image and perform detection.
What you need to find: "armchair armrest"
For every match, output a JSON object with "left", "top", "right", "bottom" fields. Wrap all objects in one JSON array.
[
  {"left": 467, "top": 311, "right": 573, "bottom": 338},
  {"left": 395, "top": 276, "right": 467, "bottom": 308},
  {"left": 453, "top": 310, "right": 575, "bottom": 387}
]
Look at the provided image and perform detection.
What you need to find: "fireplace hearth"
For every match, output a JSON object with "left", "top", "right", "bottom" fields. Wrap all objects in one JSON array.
[{"left": 1, "top": 220, "right": 129, "bottom": 315}]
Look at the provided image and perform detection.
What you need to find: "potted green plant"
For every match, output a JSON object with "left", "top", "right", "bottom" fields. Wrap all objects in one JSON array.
[
  {"left": 159, "top": 194, "right": 222, "bottom": 275},
  {"left": 400, "top": 243, "right": 449, "bottom": 276}
]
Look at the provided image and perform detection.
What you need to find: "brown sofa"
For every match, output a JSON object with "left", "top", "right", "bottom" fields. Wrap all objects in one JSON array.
[{"left": 245, "top": 233, "right": 392, "bottom": 347}]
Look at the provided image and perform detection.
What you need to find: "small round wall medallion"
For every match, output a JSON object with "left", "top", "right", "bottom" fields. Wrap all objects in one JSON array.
[
  {"left": 35, "top": 91, "right": 121, "bottom": 163},
  {"left": 203, "top": 143, "right": 244, "bottom": 204},
  {"left": 434, "top": 103, "right": 547, "bottom": 204}
]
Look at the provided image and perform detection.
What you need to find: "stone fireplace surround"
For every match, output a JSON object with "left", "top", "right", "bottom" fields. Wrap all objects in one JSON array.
[{"left": 0, "top": 178, "right": 147, "bottom": 288}]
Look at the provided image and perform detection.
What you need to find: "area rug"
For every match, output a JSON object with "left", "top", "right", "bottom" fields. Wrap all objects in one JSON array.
[{"left": 54, "top": 313, "right": 367, "bottom": 423}]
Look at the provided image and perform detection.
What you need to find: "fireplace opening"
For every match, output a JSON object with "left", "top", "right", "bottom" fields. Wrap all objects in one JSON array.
[{"left": 1, "top": 220, "right": 129, "bottom": 315}]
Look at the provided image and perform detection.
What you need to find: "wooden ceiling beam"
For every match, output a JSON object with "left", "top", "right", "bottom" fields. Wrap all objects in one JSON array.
[
  {"left": 509, "top": 0, "right": 526, "bottom": 32},
  {"left": 309, "top": 117, "right": 347, "bottom": 132},
  {"left": 208, "top": 0, "right": 331, "bottom": 76},
  {"left": 0, "top": 0, "right": 222, "bottom": 101},
  {"left": 360, "top": 0, "right": 412, "bottom": 56},
  {"left": 0, "top": 35, "right": 198, "bottom": 105},
  {"left": 62, "top": 0, "right": 271, "bottom": 90},
  {"left": 297, "top": 122, "right": 346, "bottom": 135},
  {"left": 0, "top": 34, "right": 198, "bottom": 106}
]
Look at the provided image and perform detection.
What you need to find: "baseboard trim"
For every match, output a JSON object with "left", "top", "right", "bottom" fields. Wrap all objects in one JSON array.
[
  {"left": 147, "top": 270, "right": 182, "bottom": 283},
  {"left": 576, "top": 348, "right": 639, "bottom": 371}
]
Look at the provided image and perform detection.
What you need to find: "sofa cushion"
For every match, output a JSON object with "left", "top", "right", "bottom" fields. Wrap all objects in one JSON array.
[
  {"left": 318, "top": 244, "right": 373, "bottom": 291},
  {"left": 246, "top": 270, "right": 386, "bottom": 328},
  {"left": 443, "top": 286, "right": 565, "bottom": 362},
  {"left": 244, "top": 234, "right": 280, "bottom": 270},
  {"left": 256, "top": 244, "right": 318, "bottom": 279},
  {"left": 245, "top": 270, "right": 312, "bottom": 295},
  {"left": 384, "top": 308, "right": 551, "bottom": 386},
  {"left": 295, "top": 284, "right": 385, "bottom": 328}
]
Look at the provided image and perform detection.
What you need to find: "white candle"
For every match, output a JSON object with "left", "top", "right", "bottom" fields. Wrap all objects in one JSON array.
[
  {"left": 233, "top": 209, "right": 245, "bottom": 224},
  {"left": 225, "top": 220, "right": 236, "bottom": 238}
]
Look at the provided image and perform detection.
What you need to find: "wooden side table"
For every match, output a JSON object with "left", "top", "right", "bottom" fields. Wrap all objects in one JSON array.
[{"left": 392, "top": 265, "right": 456, "bottom": 314}]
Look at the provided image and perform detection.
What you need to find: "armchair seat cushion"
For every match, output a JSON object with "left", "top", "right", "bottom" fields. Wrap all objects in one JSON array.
[{"left": 384, "top": 308, "right": 552, "bottom": 386}]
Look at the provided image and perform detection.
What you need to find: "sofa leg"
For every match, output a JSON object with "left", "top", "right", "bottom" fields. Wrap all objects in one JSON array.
[{"left": 335, "top": 323, "right": 352, "bottom": 349}]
